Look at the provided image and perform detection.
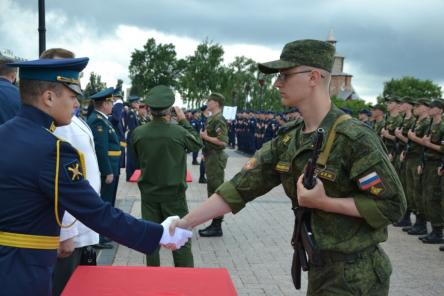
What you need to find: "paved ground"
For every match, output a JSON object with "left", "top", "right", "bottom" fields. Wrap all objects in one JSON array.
[{"left": 98, "top": 149, "right": 444, "bottom": 296}]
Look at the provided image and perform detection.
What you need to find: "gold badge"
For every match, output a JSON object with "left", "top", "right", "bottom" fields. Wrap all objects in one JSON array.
[
  {"left": 282, "top": 135, "right": 291, "bottom": 145},
  {"left": 65, "top": 161, "right": 84, "bottom": 182},
  {"left": 370, "top": 185, "right": 385, "bottom": 197},
  {"left": 315, "top": 169, "right": 337, "bottom": 182},
  {"left": 243, "top": 158, "right": 257, "bottom": 170},
  {"left": 97, "top": 125, "right": 103, "bottom": 132},
  {"left": 275, "top": 161, "right": 290, "bottom": 172}
]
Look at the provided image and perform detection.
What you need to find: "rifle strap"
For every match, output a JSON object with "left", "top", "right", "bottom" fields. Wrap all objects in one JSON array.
[{"left": 317, "top": 114, "right": 352, "bottom": 167}]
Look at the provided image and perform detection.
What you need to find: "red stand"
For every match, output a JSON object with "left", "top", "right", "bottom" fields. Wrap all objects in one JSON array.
[{"left": 62, "top": 266, "right": 237, "bottom": 296}]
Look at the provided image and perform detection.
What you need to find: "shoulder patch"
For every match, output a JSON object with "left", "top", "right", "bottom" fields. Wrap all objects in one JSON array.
[{"left": 64, "top": 160, "right": 84, "bottom": 183}]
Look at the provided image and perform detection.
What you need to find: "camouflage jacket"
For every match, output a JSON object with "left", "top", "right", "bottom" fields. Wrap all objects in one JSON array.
[
  {"left": 424, "top": 120, "right": 444, "bottom": 160},
  {"left": 203, "top": 112, "right": 228, "bottom": 154},
  {"left": 409, "top": 117, "right": 432, "bottom": 156},
  {"left": 216, "top": 104, "right": 406, "bottom": 253},
  {"left": 384, "top": 114, "right": 403, "bottom": 151},
  {"left": 373, "top": 119, "right": 385, "bottom": 136}
]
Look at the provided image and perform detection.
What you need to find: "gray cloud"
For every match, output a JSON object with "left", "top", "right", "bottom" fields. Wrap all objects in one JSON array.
[{"left": 7, "top": 0, "right": 444, "bottom": 99}]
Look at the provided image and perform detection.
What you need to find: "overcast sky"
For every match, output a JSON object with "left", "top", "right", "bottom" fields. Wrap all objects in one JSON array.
[{"left": 1, "top": 0, "right": 444, "bottom": 104}]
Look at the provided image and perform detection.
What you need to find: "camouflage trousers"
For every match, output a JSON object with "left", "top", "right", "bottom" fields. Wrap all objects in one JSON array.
[
  {"left": 205, "top": 150, "right": 228, "bottom": 197},
  {"left": 404, "top": 155, "right": 421, "bottom": 213},
  {"left": 307, "top": 246, "right": 391, "bottom": 296},
  {"left": 422, "top": 160, "right": 444, "bottom": 227}
]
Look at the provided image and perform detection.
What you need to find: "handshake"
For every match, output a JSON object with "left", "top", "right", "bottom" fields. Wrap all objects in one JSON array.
[{"left": 159, "top": 216, "right": 192, "bottom": 250}]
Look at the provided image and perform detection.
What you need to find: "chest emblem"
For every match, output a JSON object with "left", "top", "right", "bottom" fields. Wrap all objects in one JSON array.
[{"left": 275, "top": 161, "right": 290, "bottom": 172}]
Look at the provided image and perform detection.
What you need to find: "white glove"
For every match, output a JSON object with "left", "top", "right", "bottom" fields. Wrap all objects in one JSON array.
[{"left": 160, "top": 216, "right": 193, "bottom": 249}]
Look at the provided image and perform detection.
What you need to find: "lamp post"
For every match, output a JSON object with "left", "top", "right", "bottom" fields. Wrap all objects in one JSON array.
[{"left": 38, "top": 0, "right": 46, "bottom": 56}]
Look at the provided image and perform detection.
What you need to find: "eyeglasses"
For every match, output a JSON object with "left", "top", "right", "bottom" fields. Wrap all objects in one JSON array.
[{"left": 275, "top": 70, "right": 325, "bottom": 82}]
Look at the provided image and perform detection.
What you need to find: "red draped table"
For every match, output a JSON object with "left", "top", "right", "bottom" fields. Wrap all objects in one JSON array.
[{"left": 62, "top": 266, "right": 237, "bottom": 296}]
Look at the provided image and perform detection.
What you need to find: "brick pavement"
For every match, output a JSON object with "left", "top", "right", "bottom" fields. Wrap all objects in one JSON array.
[{"left": 99, "top": 149, "right": 444, "bottom": 296}]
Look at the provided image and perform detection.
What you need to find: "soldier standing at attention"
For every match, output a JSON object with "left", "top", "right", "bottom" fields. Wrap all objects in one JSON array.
[
  {"left": 125, "top": 96, "right": 141, "bottom": 181},
  {"left": 87, "top": 87, "right": 121, "bottom": 248},
  {"left": 132, "top": 85, "right": 202, "bottom": 267},
  {"left": 198, "top": 93, "right": 229, "bottom": 237},
  {"left": 371, "top": 104, "right": 386, "bottom": 135},
  {"left": 419, "top": 99, "right": 444, "bottom": 244},
  {"left": 0, "top": 57, "right": 21, "bottom": 125},
  {"left": 381, "top": 97, "right": 403, "bottom": 162},
  {"left": 172, "top": 39, "right": 406, "bottom": 295}
]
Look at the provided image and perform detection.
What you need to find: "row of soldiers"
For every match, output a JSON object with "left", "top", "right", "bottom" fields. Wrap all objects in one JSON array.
[
  {"left": 373, "top": 96, "right": 444, "bottom": 251},
  {"left": 232, "top": 109, "right": 302, "bottom": 154}
]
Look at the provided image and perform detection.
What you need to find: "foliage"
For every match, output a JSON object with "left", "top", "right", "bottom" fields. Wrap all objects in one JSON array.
[
  {"left": 83, "top": 72, "right": 107, "bottom": 98},
  {"left": 332, "top": 97, "right": 371, "bottom": 116},
  {"left": 382, "top": 76, "right": 442, "bottom": 99},
  {"left": 128, "top": 38, "right": 182, "bottom": 98}
]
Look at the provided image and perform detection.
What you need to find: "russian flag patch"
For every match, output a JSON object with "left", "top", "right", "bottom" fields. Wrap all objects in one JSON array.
[{"left": 358, "top": 172, "right": 382, "bottom": 190}]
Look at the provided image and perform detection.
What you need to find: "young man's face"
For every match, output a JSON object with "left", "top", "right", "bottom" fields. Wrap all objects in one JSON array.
[
  {"left": 131, "top": 101, "right": 140, "bottom": 110},
  {"left": 51, "top": 86, "right": 80, "bottom": 126},
  {"left": 273, "top": 66, "right": 314, "bottom": 107},
  {"left": 207, "top": 99, "right": 218, "bottom": 112}
]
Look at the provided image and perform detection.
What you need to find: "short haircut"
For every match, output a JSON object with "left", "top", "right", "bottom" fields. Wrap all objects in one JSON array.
[
  {"left": 0, "top": 57, "right": 17, "bottom": 76},
  {"left": 19, "top": 79, "right": 64, "bottom": 105},
  {"left": 39, "top": 48, "right": 75, "bottom": 59}
]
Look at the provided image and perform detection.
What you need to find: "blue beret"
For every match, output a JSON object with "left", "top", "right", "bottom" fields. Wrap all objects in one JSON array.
[
  {"left": 8, "top": 57, "right": 89, "bottom": 95},
  {"left": 359, "top": 109, "right": 372, "bottom": 116},
  {"left": 90, "top": 87, "right": 115, "bottom": 101}
]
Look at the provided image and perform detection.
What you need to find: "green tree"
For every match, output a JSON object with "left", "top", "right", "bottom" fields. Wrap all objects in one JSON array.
[
  {"left": 332, "top": 97, "right": 370, "bottom": 116},
  {"left": 83, "top": 72, "right": 107, "bottom": 98},
  {"left": 382, "top": 76, "right": 442, "bottom": 99},
  {"left": 129, "top": 38, "right": 182, "bottom": 97},
  {"left": 177, "top": 40, "right": 225, "bottom": 107}
]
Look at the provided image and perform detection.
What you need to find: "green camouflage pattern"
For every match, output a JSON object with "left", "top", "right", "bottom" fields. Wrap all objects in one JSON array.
[
  {"left": 258, "top": 39, "right": 335, "bottom": 74},
  {"left": 373, "top": 119, "right": 386, "bottom": 136},
  {"left": 383, "top": 114, "right": 403, "bottom": 154},
  {"left": 203, "top": 112, "right": 228, "bottom": 197},
  {"left": 307, "top": 247, "right": 391, "bottom": 295},
  {"left": 216, "top": 104, "right": 405, "bottom": 294}
]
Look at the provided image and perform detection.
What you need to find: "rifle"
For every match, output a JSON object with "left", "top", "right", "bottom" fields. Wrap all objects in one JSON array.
[
  {"left": 420, "top": 119, "right": 434, "bottom": 169},
  {"left": 403, "top": 118, "right": 417, "bottom": 160},
  {"left": 291, "top": 128, "right": 324, "bottom": 290},
  {"left": 394, "top": 113, "right": 406, "bottom": 155}
]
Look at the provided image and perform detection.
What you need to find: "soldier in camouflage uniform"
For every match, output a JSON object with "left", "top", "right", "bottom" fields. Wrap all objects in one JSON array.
[
  {"left": 393, "top": 96, "right": 417, "bottom": 227},
  {"left": 401, "top": 98, "right": 431, "bottom": 235},
  {"left": 371, "top": 104, "right": 386, "bottom": 136},
  {"left": 198, "top": 93, "right": 229, "bottom": 237},
  {"left": 172, "top": 39, "right": 406, "bottom": 295},
  {"left": 417, "top": 99, "right": 444, "bottom": 244},
  {"left": 381, "top": 97, "right": 403, "bottom": 162}
]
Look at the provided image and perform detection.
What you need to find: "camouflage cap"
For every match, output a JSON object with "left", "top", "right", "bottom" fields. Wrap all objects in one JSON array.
[
  {"left": 401, "top": 96, "right": 416, "bottom": 105},
  {"left": 372, "top": 104, "right": 387, "bottom": 112},
  {"left": 429, "top": 98, "right": 444, "bottom": 109},
  {"left": 145, "top": 85, "right": 175, "bottom": 109},
  {"left": 207, "top": 92, "right": 225, "bottom": 106},
  {"left": 258, "top": 39, "right": 336, "bottom": 74},
  {"left": 414, "top": 98, "right": 431, "bottom": 107}
]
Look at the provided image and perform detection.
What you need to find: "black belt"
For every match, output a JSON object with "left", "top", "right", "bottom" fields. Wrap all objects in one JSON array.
[{"left": 311, "top": 245, "right": 378, "bottom": 267}]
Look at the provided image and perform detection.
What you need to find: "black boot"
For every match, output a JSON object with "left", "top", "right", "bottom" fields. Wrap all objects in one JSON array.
[
  {"left": 198, "top": 176, "right": 207, "bottom": 184},
  {"left": 198, "top": 219, "right": 223, "bottom": 237},
  {"left": 418, "top": 233, "right": 431, "bottom": 241},
  {"left": 402, "top": 225, "right": 412, "bottom": 232},
  {"left": 407, "top": 217, "right": 427, "bottom": 235},
  {"left": 192, "top": 160, "right": 199, "bottom": 165},
  {"left": 440, "top": 245, "right": 444, "bottom": 251},
  {"left": 393, "top": 211, "right": 412, "bottom": 227},
  {"left": 422, "top": 227, "right": 444, "bottom": 244}
]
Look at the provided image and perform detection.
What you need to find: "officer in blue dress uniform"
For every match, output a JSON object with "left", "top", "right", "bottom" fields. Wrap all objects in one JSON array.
[
  {"left": 87, "top": 88, "right": 121, "bottom": 206},
  {"left": 0, "top": 58, "right": 165, "bottom": 296},
  {"left": 109, "top": 87, "right": 127, "bottom": 169},
  {"left": 125, "top": 96, "right": 141, "bottom": 180}
]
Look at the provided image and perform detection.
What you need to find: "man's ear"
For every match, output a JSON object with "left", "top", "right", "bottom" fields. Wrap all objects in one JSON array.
[{"left": 41, "top": 90, "right": 54, "bottom": 107}]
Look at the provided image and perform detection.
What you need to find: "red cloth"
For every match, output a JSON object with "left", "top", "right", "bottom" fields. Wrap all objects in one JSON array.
[
  {"left": 62, "top": 266, "right": 237, "bottom": 296},
  {"left": 130, "top": 170, "right": 193, "bottom": 183}
]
